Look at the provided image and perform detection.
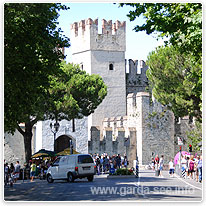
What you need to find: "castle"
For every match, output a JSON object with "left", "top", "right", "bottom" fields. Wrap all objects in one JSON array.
[{"left": 4, "top": 18, "right": 193, "bottom": 166}]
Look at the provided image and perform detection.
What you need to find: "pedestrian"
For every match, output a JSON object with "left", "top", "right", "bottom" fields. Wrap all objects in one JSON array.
[
  {"left": 30, "top": 160, "right": 37, "bottom": 182},
  {"left": 10, "top": 163, "right": 15, "bottom": 174},
  {"left": 169, "top": 159, "right": 175, "bottom": 177},
  {"left": 116, "top": 154, "right": 121, "bottom": 169},
  {"left": 4, "top": 163, "right": 9, "bottom": 186},
  {"left": 159, "top": 155, "right": 164, "bottom": 177},
  {"left": 194, "top": 156, "right": 199, "bottom": 182},
  {"left": 186, "top": 156, "right": 190, "bottom": 178},
  {"left": 96, "top": 157, "right": 101, "bottom": 175},
  {"left": 123, "top": 155, "right": 128, "bottom": 168},
  {"left": 154, "top": 155, "right": 159, "bottom": 168},
  {"left": 181, "top": 156, "right": 187, "bottom": 179},
  {"left": 151, "top": 157, "right": 155, "bottom": 170},
  {"left": 197, "top": 155, "right": 202, "bottom": 183},
  {"left": 14, "top": 161, "right": 21, "bottom": 183},
  {"left": 188, "top": 155, "right": 195, "bottom": 179}
]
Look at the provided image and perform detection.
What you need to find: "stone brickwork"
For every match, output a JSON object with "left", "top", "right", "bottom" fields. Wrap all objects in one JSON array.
[
  {"left": 89, "top": 92, "right": 176, "bottom": 166},
  {"left": 4, "top": 126, "right": 36, "bottom": 165},
  {"left": 41, "top": 118, "right": 88, "bottom": 154},
  {"left": 71, "top": 18, "right": 127, "bottom": 128},
  {"left": 4, "top": 18, "right": 196, "bottom": 166},
  {"left": 126, "top": 59, "right": 149, "bottom": 95}
]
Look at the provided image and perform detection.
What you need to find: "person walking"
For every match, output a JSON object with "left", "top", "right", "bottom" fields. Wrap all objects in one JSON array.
[
  {"left": 30, "top": 160, "right": 37, "bottom": 182},
  {"left": 181, "top": 156, "right": 187, "bottom": 179},
  {"left": 123, "top": 155, "right": 128, "bottom": 168},
  {"left": 197, "top": 155, "right": 202, "bottom": 183},
  {"left": 194, "top": 156, "right": 200, "bottom": 182},
  {"left": 14, "top": 161, "right": 21, "bottom": 183},
  {"left": 116, "top": 154, "right": 121, "bottom": 169},
  {"left": 159, "top": 155, "right": 164, "bottom": 177},
  {"left": 169, "top": 159, "right": 175, "bottom": 177},
  {"left": 188, "top": 155, "right": 195, "bottom": 179},
  {"left": 151, "top": 157, "right": 155, "bottom": 170},
  {"left": 4, "top": 163, "right": 9, "bottom": 186},
  {"left": 96, "top": 156, "right": 101, "bottom": 175}
]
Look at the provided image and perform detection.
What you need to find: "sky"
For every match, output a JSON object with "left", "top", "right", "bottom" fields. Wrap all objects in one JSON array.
[{"left": 57, "top": 3, "right": 166, "bottom": 63}]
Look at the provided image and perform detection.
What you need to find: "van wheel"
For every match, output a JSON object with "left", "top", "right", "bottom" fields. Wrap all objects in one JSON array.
[
  {"left": 87, "top": 175, "right": 94, "bottom": 182},
  {"left": 47, "top": 174, "right": 54, "bottom": 183},
  {"left": 67, "top": 173, "right": 74, "bottom": 183}
]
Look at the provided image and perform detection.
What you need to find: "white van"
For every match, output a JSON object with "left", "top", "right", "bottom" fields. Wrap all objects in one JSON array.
[{"left": 46, "top": 154, "right": 96, "bottom": 183}]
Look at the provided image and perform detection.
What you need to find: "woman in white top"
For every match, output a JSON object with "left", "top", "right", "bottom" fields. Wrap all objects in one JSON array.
[{"left": 169, "top": 159, "right": 175, "bottom": 177}]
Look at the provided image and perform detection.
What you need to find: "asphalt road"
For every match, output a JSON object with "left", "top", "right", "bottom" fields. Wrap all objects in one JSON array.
[{"left": 4, "top": 170, "right": 202, "bottom": 201}]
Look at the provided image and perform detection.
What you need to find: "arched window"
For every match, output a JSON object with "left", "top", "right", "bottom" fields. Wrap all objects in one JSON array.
[{"left": 109, "top": 63, "right": 114, "bottom": 70}]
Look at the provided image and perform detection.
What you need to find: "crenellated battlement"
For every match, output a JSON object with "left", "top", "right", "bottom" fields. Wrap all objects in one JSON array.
[
  {"left": 70, "top": 18, "right": 126, "bottom": 54},
  {"left": 70, "top": 18, "right": 125, "bottom": 36},
  {"left": 126, "top": 59, "right": 149, "bottom": 95}
]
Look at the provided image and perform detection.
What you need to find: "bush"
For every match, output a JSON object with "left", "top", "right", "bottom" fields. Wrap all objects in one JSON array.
[{"left": 110, "top": 168, "right": 134, "bottom": 175}]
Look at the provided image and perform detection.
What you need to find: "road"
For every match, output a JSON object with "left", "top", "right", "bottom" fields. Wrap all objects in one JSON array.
[{"left": 4, "top": 170, "right": 202, "bottom": 201}]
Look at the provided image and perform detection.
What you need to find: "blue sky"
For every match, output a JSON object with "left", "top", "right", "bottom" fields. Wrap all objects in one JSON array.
[{"left": 58, "top": 3, "right": 165, "bottom": 63}]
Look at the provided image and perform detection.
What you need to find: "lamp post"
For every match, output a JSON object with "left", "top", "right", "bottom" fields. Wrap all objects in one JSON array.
[{"left": 50, "top": 120, "right": 60, "bottom": 151}]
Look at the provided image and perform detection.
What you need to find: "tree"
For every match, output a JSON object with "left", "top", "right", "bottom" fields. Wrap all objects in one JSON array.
[
  {"left": 4, "top": 3, "right": 107, "bottom": 162},
  {"left": 146, "top": 46, "right": 202, "bottom": 121},
  {"left": 5, "top": 3, "right": 69, "bottom": 133},
  {"left": 4, "top": 3, "right": 69, "bottom": 162},
  {"left": 119, "top": 3, "right": 202, "bottom": 147},
  {"left": 45, "top": 62, "right": 107, "bottom": 122},
  {"left": 186, "top": 121, "right": 202, "bottom": 151},
  {"left": 119, "top": 3, "right": 202, "bottom": 60}
]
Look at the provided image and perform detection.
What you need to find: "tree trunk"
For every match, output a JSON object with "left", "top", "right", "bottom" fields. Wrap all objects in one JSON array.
[
  {"left": 17, "top": 121, "right": 34, "bottom": 163},
  {"left": 24, "top": 122, "right": 33, "bottom": 163}
]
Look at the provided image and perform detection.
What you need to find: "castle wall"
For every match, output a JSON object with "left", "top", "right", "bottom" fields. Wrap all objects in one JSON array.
[
  {"left": 71, "top": 18, "right": 127, "bottom": 127},
  {"left": 4, "top": 125, "right": 36, "bottom": 165},
  {"left": 90, "top": 92, "right": 176, "bottom": 166},
  {"left": 4, "top": 131, "right": 25, "bottom": 165},
  {"left": 41, "top": 118, "right": 88, "bottom": 154},
  {"left": 126, "top": 59, "right": 149, "bottom": 96}
]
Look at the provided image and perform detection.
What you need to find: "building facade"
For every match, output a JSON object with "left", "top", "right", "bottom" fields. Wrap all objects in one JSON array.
[{"left": 4, "top": 18, "right": 194, "bottom": 166}]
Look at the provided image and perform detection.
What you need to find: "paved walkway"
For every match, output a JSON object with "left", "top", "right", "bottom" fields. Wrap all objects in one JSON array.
[{"left": 4, "top": 170, "right": 202, "bottom": 201}]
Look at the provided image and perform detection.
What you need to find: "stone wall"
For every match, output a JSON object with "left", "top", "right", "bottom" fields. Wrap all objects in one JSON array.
[
  {"left": 41, "top": 118, "right": 88, "bottom": 154},
  {"left": 126, "top": 59, "right": 149, "bottom": 96},
  {"left": 4, "top": 126, "right": 36, "bottom": 165},
  {"left": 88, "top": 127, "right": 136, "bottom": 167},
  {"left": 71, "top": 18, "right": 127, "bottom": 128},
  {"left": 88, "top": 92, "right": 176, "bottom": 166}
]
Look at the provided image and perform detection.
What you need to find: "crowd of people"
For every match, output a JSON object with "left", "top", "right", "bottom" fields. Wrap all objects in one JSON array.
[
  {"left": 4, "top": 161, "right": 21, "bottom": 186},
  {"left": 91, "top": 153, "right": 129, "bottom": 175},
  {"left": 149, "top": 154, "right": 202, "bottom": 182},
  {"left": 4, "top": 158, "right": 53, "bottom": 186},
  {"left": 180, "top": 154, "right": 202, "bottom": 183},
  {"left": 5, "top": 152, "right": 202, "bottom": 186}
]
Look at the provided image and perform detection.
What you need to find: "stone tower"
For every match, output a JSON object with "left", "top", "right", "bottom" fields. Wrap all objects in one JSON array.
[{"left": 70, "top": 18, "right": 127, "bottom": 131}]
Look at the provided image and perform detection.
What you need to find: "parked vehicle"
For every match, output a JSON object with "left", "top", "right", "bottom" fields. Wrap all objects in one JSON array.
[{"left": 46, "top": 154, "right": 96, "bottom": 183}]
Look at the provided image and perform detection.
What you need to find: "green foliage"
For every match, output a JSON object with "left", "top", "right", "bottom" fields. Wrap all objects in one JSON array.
[
  {"left": 119, "top": 3, "right": 202, "bottom": 60},
  {"left": 111, "top": 168, "right": 134, "bottom": 176},
  {"left": 46, "top": 61, "right": 107, "bottom": 121},
  {"left": 146, "top": 46, "right": 201, "bottom": 121},
  {"left": 119, "top": 3, "right": 202, "bottom": 122},
  {"left": 186, "top": 121, "right": 202, "bottom": 151},
  {"left": 4, "top": 3, "right": 107, "bottom": 162},
  {"left": 148, "top": 112, "right": 158, "bottom": 119},
  {"left": 4, "top": 3, "right": 70, "bottom": 133}
]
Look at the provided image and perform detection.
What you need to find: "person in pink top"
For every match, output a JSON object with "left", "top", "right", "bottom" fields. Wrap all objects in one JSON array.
[{"left": 188, "top": 155, "right": 195, "bottom": 179}]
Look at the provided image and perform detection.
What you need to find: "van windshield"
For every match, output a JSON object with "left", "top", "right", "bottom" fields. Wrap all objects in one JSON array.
[{"left": 78, "top": 155, "right": 94, "bottom": 164}]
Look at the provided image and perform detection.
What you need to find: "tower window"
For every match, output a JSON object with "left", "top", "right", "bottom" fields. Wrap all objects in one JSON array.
[{"left": 109, "top": 63, "right": 114, "bottom": 70}]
